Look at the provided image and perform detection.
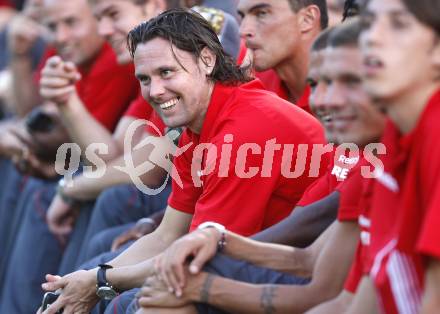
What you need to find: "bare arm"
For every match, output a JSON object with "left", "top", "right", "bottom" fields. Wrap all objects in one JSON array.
[
  {"left": 306, "top": 289, "right": 354, "bottom": 314},
  {"left": 420, "top": 258, "right": 440, "bottom": 314},
  {"left": 106, "top": 206, "right": 192, "bottom": 289},
  {"left": 61, "top": 133, "right": 167, "bottom": 201},
  {"left": 175, "top": 221, "right": 358, "bottom": 314},
  {"left": 57, "top": 94, "right": 136, "bottom": 162},
  {"left": 345, "top": 276, "right": 380, "bottom": 314},
  {"left": 40, "top": 206, "right": 192, "bottom": 313},
  {"left": 252, "top": 192, "right": 339, "bottom": 247},
  {"left": 223, "top": 221, "right": 338, "bottom": 278},
  {"left": 8, "top": 14, "right": 44, "bottom": 116}
]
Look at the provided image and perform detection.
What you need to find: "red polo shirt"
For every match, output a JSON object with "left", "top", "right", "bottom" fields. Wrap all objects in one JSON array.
[
  {"left": 256, "top": 69, "right": 312, "bottom": 114},
  {"left": 168, "top": 80, "right": 328, "bottom": 236},
  {"left": 36, "top": 44, "right": 139, "bottom": 131},
  {"left": 369, "top": 90, "right": 440, "bottom": 314}
]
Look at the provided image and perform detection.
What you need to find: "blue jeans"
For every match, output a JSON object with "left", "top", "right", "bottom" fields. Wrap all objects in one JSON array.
[
  {"left": 0, "top": 183, "right": 169, "bottom": 314},
  {"left": 0, "top": 160, "right": 31, "bottom": 290}
]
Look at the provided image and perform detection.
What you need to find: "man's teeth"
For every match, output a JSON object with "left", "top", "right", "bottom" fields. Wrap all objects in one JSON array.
[{"left": 159, "top": 98, "right": 179, "bottom": 110}]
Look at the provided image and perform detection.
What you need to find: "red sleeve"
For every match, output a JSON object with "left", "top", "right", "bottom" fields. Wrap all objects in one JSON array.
[
  {"left": 336, "top": 165, "right": 364, "bottom": 222},
  {"left": 296, "top": 173, "right": 331, "bottom": 207},
  {"left": 344, "top": 242, "right": 364, "bottom": 293},
  {"left": 416, "top": 123, "right": 440, "bottom": 259},
  {"left": 168, "top": 131, "right": 202, "bottom": 214}
]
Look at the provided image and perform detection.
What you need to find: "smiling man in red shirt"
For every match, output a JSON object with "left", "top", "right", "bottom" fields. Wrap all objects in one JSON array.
[{"left": 39, "top": 9, "right": 327, "bottom": 313}]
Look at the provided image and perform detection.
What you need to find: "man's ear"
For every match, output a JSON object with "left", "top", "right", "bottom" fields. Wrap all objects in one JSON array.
[
  {"left": 297, "top": 5, "right": 321, "bottom": 34},
  {"left": 199, "top": 47, "right": 217, "bottom": 75}
]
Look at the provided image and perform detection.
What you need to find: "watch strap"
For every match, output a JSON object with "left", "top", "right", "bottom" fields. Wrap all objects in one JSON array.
[{"left": 97, "top": 264, "right": 113, "bottom": 288}]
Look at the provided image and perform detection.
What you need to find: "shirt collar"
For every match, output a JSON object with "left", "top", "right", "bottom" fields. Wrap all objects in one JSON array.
[{"left": 196, "top": 79, "right": 264, "bottom": 141}]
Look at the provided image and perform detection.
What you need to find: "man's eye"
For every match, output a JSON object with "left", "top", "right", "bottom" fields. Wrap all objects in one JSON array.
[
  {"left": 139, "top": 77, "right": 150, "bottom": 85},
  {"left": 109, "top": 10, "right": 119, "bottom": 20},
  {"left": 161, "top": 70, "right": 172, "bottom": 78},
  {"left": 255, "top": 9, "right": 268, "bottom": 19},
  {"left": 307, "top": 79, "right": 318, "bottom": 89}
]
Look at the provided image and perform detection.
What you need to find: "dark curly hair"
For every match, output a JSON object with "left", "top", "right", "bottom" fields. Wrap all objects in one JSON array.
[{"left": 127, "top": 8, "right": 252, "bottom": 85}]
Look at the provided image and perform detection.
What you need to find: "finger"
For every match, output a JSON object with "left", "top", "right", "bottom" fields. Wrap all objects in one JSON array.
[
  {"left": 42, "top": 275, "right": 64, "bottom": 291},
  {"left": 169, "top": 258, "right": 186, "bottom": 294},
  {"left": 46, "top": 56, "right": 63, "bottom": 68},
  {"left": 40, "top": 85, "right": 76, "bottom": 99},
  {"left": 45, "top": 274, "right": 62, "bottom": 282},
  {"left": 40, "top": 69, "right": 79, "bottom": 82},
  {"left": 50, "top": 223, "right": 73, "bottom": 236},
  {"left": 63, "top": 62, "right": 80, "bottom": 79},
  {"left": 40, "top": 76, "right": 73, "bottom": 89},
  {"left": 44, "top": 295, "right": 66, "bottom": 314},
  {"left": 137, "top": 296, "right": 157, "bottom": 308},
  {"left": 157, "top": 256, "right": 176, "bottom": 293},
  {"left": 164, "top": 260, "right": 182, "bottom": 296},
  {"left": 111, "top": 236, "right": 125, "bottom": 252},
  {"left": 189, "top": 246, "right": 214, "bottom": 274}
]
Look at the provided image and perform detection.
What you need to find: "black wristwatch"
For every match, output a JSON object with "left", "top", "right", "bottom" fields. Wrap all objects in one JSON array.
[{"left": 96, "top": 264, "right": 118, "bottom": 300}]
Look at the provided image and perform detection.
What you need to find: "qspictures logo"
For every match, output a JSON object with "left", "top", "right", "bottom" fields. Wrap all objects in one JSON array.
[{"left": 54, "top": 119, "right": 386, "bottom": 195}]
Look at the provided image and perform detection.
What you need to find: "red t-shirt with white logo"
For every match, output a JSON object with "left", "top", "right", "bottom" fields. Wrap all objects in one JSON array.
[
  {"left": 296, "top": 149, "right": 360, "bottom": 207},
  {"left": 343, "top": 174, "right": 375, "bottom": 293},
  {"left": 369, "top": 90, "right": 440, "bottom": 314},
  {"left": 168, "top": 80, "right": 328, "bottom": 236}
]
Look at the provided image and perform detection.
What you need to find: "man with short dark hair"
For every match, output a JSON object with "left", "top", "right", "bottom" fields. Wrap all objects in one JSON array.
[{"left": 239, "top": 0, "right": 328, "bottom": 113}]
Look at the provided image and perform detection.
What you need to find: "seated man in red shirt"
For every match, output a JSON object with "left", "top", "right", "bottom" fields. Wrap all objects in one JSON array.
[
  {"left": 39, "top": 9, "right": 327, "bottom": 313},
  {"left": 0, "top": 0, "right": 142, "bottom": 312},
  {"left": 39, "top": 0, "right": 176, "bottom": 272},
  {"left": 133, "top": 17, "right": 387, "bottom": 314},
  {"left": 331, "top": 0, "right": 440, "bottom": 313}
]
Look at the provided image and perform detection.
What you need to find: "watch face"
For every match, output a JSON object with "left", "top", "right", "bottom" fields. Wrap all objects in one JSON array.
[{"left": 96, "top": 286, "right": 118, "bottom": 300}]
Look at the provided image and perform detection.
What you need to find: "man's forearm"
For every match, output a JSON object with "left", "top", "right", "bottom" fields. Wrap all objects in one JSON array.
[
  {"left": 195, "top": 275, "right": 317, "bottom": 314},
  {"left": 10, "top": 56, "right": 40, "bottom": 116},
  {"left": 65, "top": 149, "right": 167, "bottom": 201},
  {"left": 58, "top": 94, "right": 123, "bottom": 161},
  {"left": 106, "top": 207, "right": 192, "bottom": 289},
  {"left": 222, "top": 231, "right": 313, "bottom": 277},
  {"left": 252, "top": 192, "right": 339, "bottom": 247}
]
